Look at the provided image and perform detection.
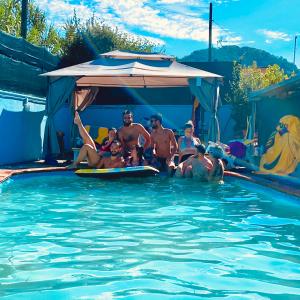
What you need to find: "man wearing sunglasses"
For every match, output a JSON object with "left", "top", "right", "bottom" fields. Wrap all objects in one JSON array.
[
  {"left": 118, "top": 110, "right": 151, "bottom": 156},
  {"left": 149, "top": 113, "right": 178, "bottom": 173}
]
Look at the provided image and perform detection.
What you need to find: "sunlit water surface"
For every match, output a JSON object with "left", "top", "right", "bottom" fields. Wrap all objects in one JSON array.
[{"left": 0, "top": 173, "right": 299, "bottom": 299}]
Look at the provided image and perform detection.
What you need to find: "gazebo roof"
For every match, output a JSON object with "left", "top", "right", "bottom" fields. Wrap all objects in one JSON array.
[
  {"left": 42, "top": 51, "right": 222, "bottom": 88},
  {"left": 100, "top": 50, "right": 175, "bottom": 61}
]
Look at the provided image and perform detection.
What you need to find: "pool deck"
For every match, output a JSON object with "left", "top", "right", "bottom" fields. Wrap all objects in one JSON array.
[
  {"left": 1, "top": 161, "right": 299, "bottom": 198},
  {"left": 0, "top": 160, "right": 69, "bottom": 183}
]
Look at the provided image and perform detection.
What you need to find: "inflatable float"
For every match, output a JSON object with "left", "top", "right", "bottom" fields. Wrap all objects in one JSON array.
[{"left": 75, "top": 166, "right": 159, "bottom": 179}]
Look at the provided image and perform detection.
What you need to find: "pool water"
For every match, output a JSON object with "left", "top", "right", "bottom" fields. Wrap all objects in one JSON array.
[{"left": 0, "top": 173, "right": 299, "bottom": 299}]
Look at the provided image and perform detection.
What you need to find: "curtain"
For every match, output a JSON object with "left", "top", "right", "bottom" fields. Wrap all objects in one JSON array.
[
  {"left": 74, "top": 87, "right": 99, "bottom": 111},
  {"left": 188, "top": 78, "right": 221, "bottom": 142},
  {"left": 191, "top": 96, "right": 200, "bottom": 137},
  {"left": 43, "top": 76, "right": 76, "bottom": 158},
  {"left": 246, "top": 101, "right": 256, "bottom": 141},
  {"left": 70, "top": 87, "right": 99, "bottom": 148}
]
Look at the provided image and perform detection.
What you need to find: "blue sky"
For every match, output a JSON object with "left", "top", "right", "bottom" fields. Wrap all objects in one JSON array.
[{"left": 40, "top": 0, "right": 300, "bottom": 67}]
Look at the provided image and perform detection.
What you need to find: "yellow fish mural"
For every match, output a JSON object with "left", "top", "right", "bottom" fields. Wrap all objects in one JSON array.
[{"left": 260, "top": 115, "right": 300, "bottom": 175}]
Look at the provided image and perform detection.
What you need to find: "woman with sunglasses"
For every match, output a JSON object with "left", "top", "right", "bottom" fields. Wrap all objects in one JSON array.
[{"left": 177, "top": 121, "right": 201, "bottom": 163}]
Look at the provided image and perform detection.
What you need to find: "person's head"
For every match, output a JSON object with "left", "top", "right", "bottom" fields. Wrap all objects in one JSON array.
[
  {"left": 150, "top": 113, "right": 163, "bottom": 129},
  {"left": 207, "top": 145, "right": 223, "bottom": 160},
  {"left": 123, "top": 110, "right": 133, "bottom": 127},
  {"left": 108, "top": 128, "right": 117, "bottom": 140},
  {"left": 184, "top": 121, "right": 194, "bottom": 138},
  {"left": 131, "top": 145, "right": 144, "bottom": 161},
  {"left": 110, "top": 140, "right": 122, "bottom": 156},
  {"left": 195, "top": 144, "right": 206, "bottom": 157}
]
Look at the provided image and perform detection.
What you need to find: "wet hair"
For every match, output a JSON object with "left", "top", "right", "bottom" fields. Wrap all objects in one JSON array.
[
  {"left": 150, "top": 113, "right": 163, "bottom": 124},
  {"left": 208, "top": 145, "right": 223, "bottom": 159},
  {"left": 184, "top": 120, "right": 194, "bottom": 130},
  {"left": 123, "top": 110, "right": 133, "bottom": 116},
  {"left": 195, "top": 144, "right": 206, "bottom": 155},
  {"left": 111, "top": 140, "right": 121, "bottom": 147},
  {"left": 135, "top": 145, "right": 144, "bottom": 160}
]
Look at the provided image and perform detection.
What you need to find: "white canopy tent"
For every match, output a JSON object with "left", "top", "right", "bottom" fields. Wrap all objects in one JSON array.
[
  {"left": 43, "top": 52, "right": 222, "bottom": 87},
  {"left": 41, "top": 50, "right": 223, "bottom": 158}
]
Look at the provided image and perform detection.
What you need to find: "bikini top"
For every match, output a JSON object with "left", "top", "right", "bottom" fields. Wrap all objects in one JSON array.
[{"left": 179, "top": 136, "right": 199, "bottom": 151}]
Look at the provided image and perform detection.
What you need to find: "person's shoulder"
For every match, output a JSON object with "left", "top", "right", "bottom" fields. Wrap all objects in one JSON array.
[
  {"left": 164, "top": 128, "right": 174, "bottom": 134},
  {"left": 132, "top": 123, "right": 144, "bottom": 128}
]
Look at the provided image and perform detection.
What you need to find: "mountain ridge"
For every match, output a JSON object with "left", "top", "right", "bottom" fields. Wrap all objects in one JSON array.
[{"left": 180, "top": 46, "right": 298, "bottom": 74}]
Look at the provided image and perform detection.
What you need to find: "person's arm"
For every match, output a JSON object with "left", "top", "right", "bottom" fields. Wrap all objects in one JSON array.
[
  {"left": 207, "top": 160, "right": 217, "bottom": 181},
  {"left": 113, "top": 157, "right": 125, "bottom": 168},
  {"left": 195, "top": 137, "right": 201, "bottom": 144},
  {"left": 168, "top": 130, "right": 178, "bottom": 160},
  {"left": 181, "top": 155, "right": 194, "bottom": 174},
  {"left": 150, "top": 133, "right": 156, "bottom": 156},
  {"left": 96, "top": 157, "right": 104, "bottom": 169},
  {"left": 177, "top": 136, "right": 183, "bottom": 161},
  {"left": 138, "top": 124, "right": 151, "bottom": 149},
  {"left": 117, "top": 128, "right": 125, "bottom": 149}
]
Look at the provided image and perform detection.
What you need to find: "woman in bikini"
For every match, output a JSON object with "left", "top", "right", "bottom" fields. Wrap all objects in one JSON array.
[{"left": 177, "top": 121, "right": 201, "bottom": 163}]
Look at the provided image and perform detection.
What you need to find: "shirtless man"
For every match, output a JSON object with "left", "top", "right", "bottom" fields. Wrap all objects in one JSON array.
[
  {"left": 68, "top": 112, "right": 124, "bottom": 169},
  {"left": 149, "top": 114, "right": 178, "bottom": 173},
  {"left": 117, "top": 110, "right": 151, "bottom": 155},
  {"left": 175, "top": 144, "right": 212, "bottom": 180},
  {"left": 97, "top": 140, "right": 125, "bottom": 169}
]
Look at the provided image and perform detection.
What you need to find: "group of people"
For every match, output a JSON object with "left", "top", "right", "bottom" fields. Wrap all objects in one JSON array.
[{"left": 69, "top": 110, "right": 224, "bottom": 182}]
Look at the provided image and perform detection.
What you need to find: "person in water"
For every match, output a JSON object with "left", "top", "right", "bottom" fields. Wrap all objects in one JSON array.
[
  {"left": 69, "top": 112, "right": 124, "bottom": 169},
  {"left": 97, "top": 140, "right": 125, "bottom": 169},
  {"left": 175, "top": 144, "right": 212, "bottom": 180},
  {"left": 125, "top": 145, "right": 147, "bottom": 167},
  {"left": 207, "top": 145, "right": 225, "bottom": 182},
  {"left": 149, "top": 113, "right": 178, "bottom": 172},
  {"left": 117, "top": 110, "right": 151, "bottom": 157},
  {"left": 178, "top": 121, "right": 201, "bottom": 163}
]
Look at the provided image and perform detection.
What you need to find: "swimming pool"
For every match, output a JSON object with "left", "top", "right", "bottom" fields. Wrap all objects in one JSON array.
[{"left": 0, "top": 173, "right": 299, "bottom": 299}]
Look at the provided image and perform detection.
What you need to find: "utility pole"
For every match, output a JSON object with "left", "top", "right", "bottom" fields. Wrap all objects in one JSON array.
[
  {"left": 21, "top": 0, "right": 28, "bottom": 39},
  {"left": 293, "top": 35, "right": 298, "bottom": 65},
  {"left": 208, "top": 2, "right": 213, "bottom": 62}
]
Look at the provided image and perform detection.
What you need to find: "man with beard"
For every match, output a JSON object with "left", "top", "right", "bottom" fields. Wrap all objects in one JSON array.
[
  {"left": 96, "top": 140, "right": 125, "bottom": 169},
  {"left": 117, "top": 110, "right": 151, "bottom": 156},
  {"left": 149, "top": 113, "right": 178, "bottom": 173},
  {"left": 68, "top": 112, "right": 124, "bottom": 169}
]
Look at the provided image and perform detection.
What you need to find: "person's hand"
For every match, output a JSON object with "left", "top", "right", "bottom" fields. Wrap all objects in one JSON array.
[
  {"left": 74, "top": 111, "right": 81, "bottom": 125},
  {"left": 166, "top": 155, "right": 173, "bottom": 164}
]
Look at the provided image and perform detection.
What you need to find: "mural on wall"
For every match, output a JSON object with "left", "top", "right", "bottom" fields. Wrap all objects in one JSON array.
[{"left": 260, "top": 115, "right": 300, "bottom": 175}]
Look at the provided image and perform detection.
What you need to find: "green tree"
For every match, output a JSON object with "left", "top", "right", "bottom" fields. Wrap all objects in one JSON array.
[
  {"left": 226, "top": 62, "right": 288, "bottom": 134},
  {"left": 0, "top": 0, "right": 62, "bottom": 54},
  {"left": 225, "top": 62, "right": 249, "bottom": 134},
  {"left": 240, "top": 62, "right": 288, "bottom": 91},
  {"left": 60, "top": 14, "right": 158, "bottom": 67}
]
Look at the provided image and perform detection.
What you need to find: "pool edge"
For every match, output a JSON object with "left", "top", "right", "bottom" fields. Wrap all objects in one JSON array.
[{"left": 1, "top": 168, "right": 299, "bottom": 199}]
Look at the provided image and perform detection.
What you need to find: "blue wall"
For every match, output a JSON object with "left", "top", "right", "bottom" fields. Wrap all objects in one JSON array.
[
  {"left": 0, "top": 89, "right": 234, "bottom": 165},
  {"left": 0, "top": 90, "right": 45, "bottom": 165},
  {"left": 54, "top": 104, "right": 234, "bottom": 150}
]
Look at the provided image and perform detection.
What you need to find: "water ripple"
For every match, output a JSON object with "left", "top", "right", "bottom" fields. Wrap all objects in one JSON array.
[{"left": 0, "top": 174, "right": 299, "bottom": 299}]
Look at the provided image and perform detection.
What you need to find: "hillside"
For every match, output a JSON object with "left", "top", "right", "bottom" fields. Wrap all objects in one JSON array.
[{"left": 181, "top": 46, "right": 298, "bottom": 74}]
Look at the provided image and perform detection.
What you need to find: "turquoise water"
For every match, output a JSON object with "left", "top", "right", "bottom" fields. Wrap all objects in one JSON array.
[{"left": 0, "top": 173, "right": 300, "bottom": 300}]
